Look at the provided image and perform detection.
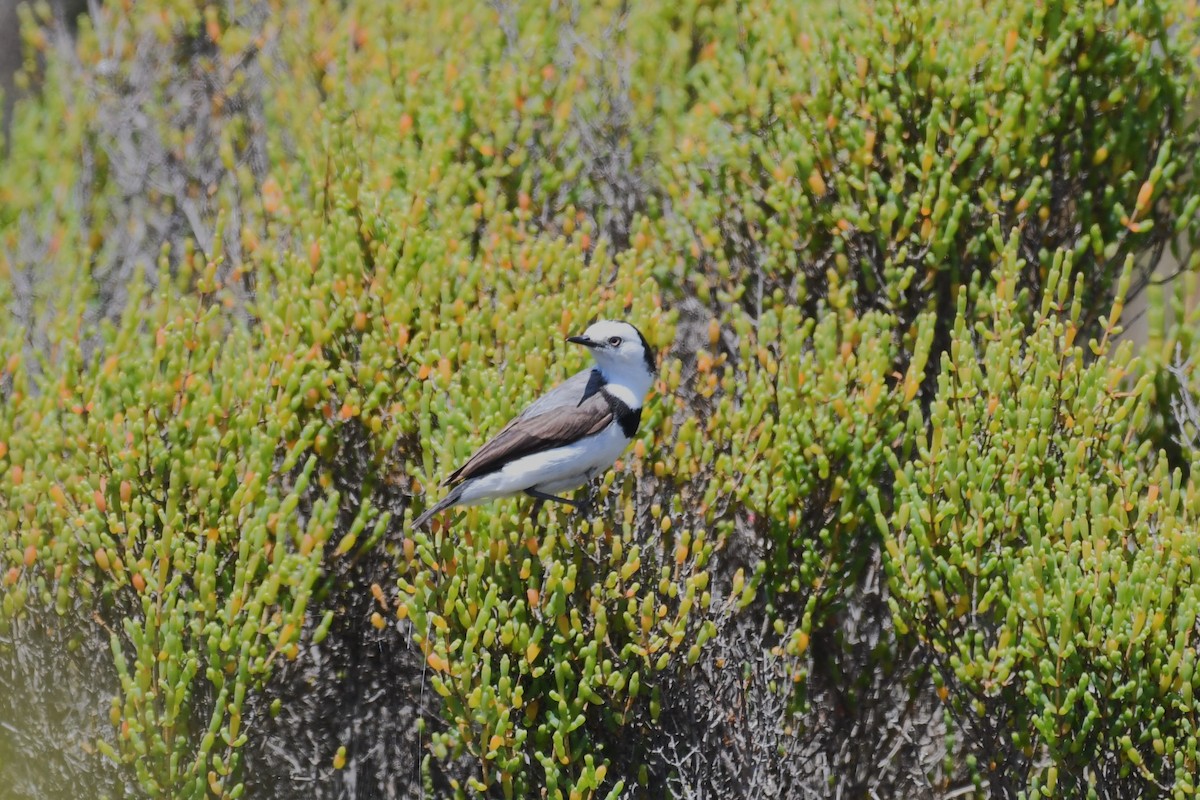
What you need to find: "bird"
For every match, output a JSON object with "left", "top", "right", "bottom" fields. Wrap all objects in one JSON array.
[{"left": 410, "top": 319, "right": 656, "bottom": 530}]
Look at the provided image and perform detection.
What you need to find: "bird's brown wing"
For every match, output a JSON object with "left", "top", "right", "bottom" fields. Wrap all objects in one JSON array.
[{"left": 443, "top": 388, "right": 614, "bottom": 485}]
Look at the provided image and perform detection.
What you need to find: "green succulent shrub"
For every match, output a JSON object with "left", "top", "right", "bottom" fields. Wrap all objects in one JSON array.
[
  {"left": 881, "top": 231, "right": 1200, "bottom": 796},
  {"left": 648, "top": 2, "right": 1200, "bottom": 785},
  {"left": 661, "top": 0, "right": 1200, "bottom": 329},
  {"left": 1, "top": 0, "right": 1200, "bottom": 798}
]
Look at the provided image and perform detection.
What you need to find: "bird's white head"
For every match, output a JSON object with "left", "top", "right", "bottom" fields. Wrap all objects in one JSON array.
[{"left": 568, "top": 319, "right": 657, "bottom": 400}]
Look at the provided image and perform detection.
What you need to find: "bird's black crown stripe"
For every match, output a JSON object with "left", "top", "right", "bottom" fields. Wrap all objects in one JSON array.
[{"left": 601, "top": 388, "right": 642, "bottom": 438}]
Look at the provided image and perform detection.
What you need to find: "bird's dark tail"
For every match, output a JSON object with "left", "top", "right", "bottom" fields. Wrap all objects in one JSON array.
[{"left": 410, "top": 484, "right": 466, "bottom": 530}]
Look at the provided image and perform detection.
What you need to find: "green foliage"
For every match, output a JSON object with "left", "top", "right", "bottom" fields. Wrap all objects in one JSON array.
[
  {"left": 401, "top": 495, "right": 743, "bottom": 797},
  {"left": 1, "top": 248, "right": 340, "bottom": 796},
  {"left": 649, "top": 0, "right": 1200, "bottom": 730},
  {"left": 703, "top": 285, "right": 913, "bottom": 657},
  {"left": 660, "top": 0, "right": 1200, "bottom": 330},
  {"left": 1, "top": 0, "right": 1200, "bottom": 798},
  {"left": 882, "top": 232, "right": 1200, "bottom": 795}
]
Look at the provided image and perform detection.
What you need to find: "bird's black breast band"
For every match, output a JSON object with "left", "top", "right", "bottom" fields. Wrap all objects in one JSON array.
[{"left": 600, "top": 389, "right": 642, "bottom": 438}]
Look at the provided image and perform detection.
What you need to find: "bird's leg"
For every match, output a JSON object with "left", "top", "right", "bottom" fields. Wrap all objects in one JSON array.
[
  {"left": 529, "top": 497, "right": 545, "bottom": 522},
  {"left": 526, "top": 489, "right": 583, "bottom": 547},
  {"left": 525, "top": 488, "right": 582, "bottom": 509},
  {"left": 574, "top": 486, "right": 596, "bottom": 517}
]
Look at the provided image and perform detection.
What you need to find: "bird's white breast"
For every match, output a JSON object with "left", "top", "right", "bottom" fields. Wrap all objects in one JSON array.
[{"left": 455, "top": 422, "right": 633, "bottom": 504}]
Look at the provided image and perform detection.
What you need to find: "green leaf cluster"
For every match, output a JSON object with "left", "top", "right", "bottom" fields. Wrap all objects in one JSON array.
[
  {"left": 882, "top": 232, "right": 1200, "bottom": 795},
  {"left": 1, "top": 0, "right": 1199, "bottom": 797}
]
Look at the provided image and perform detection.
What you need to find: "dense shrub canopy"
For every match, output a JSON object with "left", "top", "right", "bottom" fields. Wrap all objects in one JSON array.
[{"left": 2, "top": 0, "right": 1200, "bottom": 798}]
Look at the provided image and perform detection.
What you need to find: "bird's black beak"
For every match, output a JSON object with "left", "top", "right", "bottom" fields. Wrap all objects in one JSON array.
[{"left": 567, "top": 335, "right": 599, "bottom": 348}]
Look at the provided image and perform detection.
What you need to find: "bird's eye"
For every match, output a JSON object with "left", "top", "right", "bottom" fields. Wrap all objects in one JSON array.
[{"left": 608, "top": 336, "right": 622, "bottom": 347}]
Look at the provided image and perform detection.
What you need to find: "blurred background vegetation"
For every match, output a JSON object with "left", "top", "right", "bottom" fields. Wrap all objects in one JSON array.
[{"left": 3, "top": 0, "right": 1200, "bottom": 797}]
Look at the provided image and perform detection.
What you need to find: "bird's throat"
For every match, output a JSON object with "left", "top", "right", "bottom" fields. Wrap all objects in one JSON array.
[{"left": 595, "top": 366, "right": 653, "bottom": 411}]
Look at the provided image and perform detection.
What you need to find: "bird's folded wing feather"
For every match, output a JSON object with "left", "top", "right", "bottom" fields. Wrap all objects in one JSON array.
[{"left": 443, "top": 369, "right": 611, "bottom": 485}]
